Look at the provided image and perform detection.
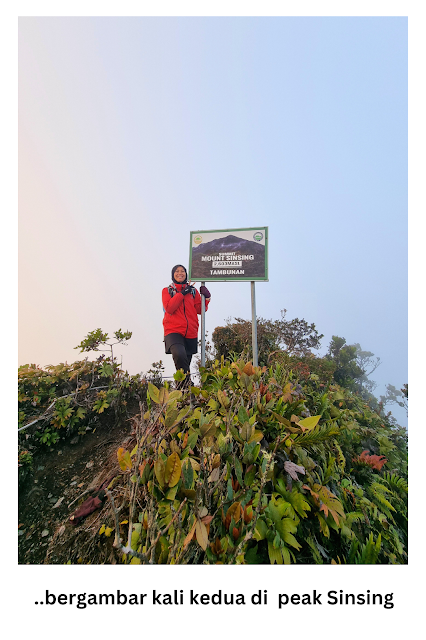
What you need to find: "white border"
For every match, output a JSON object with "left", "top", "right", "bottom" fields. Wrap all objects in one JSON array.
[{"left": 6, "top": 2, "right": 422, "bottom": 637}]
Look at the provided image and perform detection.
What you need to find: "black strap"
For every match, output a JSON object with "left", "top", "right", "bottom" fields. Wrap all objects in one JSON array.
[{"left": 168, "top": 284, "right": 195, "bottom": 298}]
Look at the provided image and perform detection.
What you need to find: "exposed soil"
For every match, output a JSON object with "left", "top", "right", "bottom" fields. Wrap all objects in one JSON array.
[{"left": 18, "top": 408, "right": 137, "bottom": 564}]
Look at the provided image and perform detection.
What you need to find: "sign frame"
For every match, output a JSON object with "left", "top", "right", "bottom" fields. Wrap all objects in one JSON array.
[{"left": 188, "top": 226, "right": 269, "bottom": 282}]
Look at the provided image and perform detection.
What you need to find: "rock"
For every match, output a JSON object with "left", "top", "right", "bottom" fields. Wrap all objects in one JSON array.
[
  {"left": 41, "top": 530, "right": 49, "bottom": 537},
  {"left": 53, "top": 497, "right": 64, "bottom": 509}
]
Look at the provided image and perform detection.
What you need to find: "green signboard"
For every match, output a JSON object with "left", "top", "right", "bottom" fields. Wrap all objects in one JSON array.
[{"left": 188, "top": 227, "right": 268, "bottom": 282}]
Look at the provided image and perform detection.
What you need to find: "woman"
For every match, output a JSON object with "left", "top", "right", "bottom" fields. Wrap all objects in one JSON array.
[{"left": 162, "top": 265, "right": 211, "bottom": 379}]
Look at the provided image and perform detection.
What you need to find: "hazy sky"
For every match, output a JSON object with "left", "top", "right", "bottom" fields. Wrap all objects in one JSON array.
[{"left": 19, "top": 16, "right": 407, "bottom": 423}]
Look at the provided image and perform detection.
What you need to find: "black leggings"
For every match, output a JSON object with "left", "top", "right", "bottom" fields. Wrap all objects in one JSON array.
[{"left": 169, "top": 342, "right": 193, "bottom": 373}]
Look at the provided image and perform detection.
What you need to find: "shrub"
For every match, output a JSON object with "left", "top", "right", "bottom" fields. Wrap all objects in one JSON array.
[{"left": 98, "top": 356, "right": 407, "bottom": 565}]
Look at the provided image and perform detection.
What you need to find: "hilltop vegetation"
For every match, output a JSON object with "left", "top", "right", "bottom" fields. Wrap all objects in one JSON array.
[{"left": 18, "top": 320, "right": 407, "bottom": 565}]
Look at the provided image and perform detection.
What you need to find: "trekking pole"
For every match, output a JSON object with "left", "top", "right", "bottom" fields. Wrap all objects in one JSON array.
[{"left": 201, "top": 281, "right": 206, "bottom": 367}]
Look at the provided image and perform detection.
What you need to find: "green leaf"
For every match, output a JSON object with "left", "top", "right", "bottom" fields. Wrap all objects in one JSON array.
[
  {"left": 268, "top": 541, "right": 283, "bottom": 564},
  {"left": 305, "top": 535, "right": 324, "bottom": 564},
  {"left": 164, "top": 452, "right": 181, "bottom": 488},
  {"left": 281, "top": 545, "right": 291, "bottom": 565},
  {"left": 254, "top": 518, "right": 268, "bottom": 541},
  {"left": 226, "top": 478, "right": 234, "bottom": 502},
  {"left": 244, "top": 466, "right": 256, "bottom": 487},
  {"left": 165, "top": 486, "right": 178, "bottom": 500},
  {"left": 217, "top": 389, "right": 230, "bottom": 408},
  {"left": 186, "top": 429, "right": 198, "bottom": 450},
  {"left": 117, "top": 448, "right": 132, "bottom": 471},
  {"left": 278, "top": 527, "right": 301, "bottom": 550},
  {"left": 200, "top": 421, "right": 217, "bottom": 440},
  {"left": 140, "top": 461, "right": 151, "bottom": 484},
  {"left": 158, "top": 387, "right": 169, "bottom": 404},
  {"left": 148, "top": 383, "right": 160, "bottom": 403},
  {"left": 234, "top": 457, "right": 243, "bottom": 487},
  {"left": 181, "top": 489, "right": 196, "bottom": 500},
  {"left": 242, "top": 441, "right": 260, "bottom": 465},
  {"left": 240, "top": 422, "right": 254, "bottom": 442},
  {"left": 167, "top": 390, "right": 182, "bottom": 403},
  {"left": 154, "top": 459, "right": 166, "bottom": 488},
  {"left": 248, "top": 430, "right": 264, "bottom": 444},
  {"left": 198, "top": 410, "right": 211, "bottom": 428},
  {"left": 316, "top": 513, "right": 330, "bottom": 538},
  {"left": 274, "top": 482, "right": 311, "bottom": 519},
  {"left": 93, "top": 398, "right": 110, "bottom": 414},
  {"left": 272, "top": 412, "right": 302, "bottom": 432},
  {"left": 238, "top": 406, "right": 249, "bottom": 425},
  {"left": 164, "top": 407, "right": 179, "bottom": 429},
  {"left": 299, "top": 415, "right": 321, "bottom": 430},
  {"left": 267, "top": 496, "right": 302, "bottom": 550},
  {"left": 182, "top": 459, "right": 194, "bottom": 489},
  {"left": 230, "top": 425, "right": 244, "bottom": 443},
  {"left": 245, "top": 544, "right": 259, "bottom": 564},
  {"left": 268, "top": 495, "right": 291, "bottom": 523},
  {"left": 131, "top": 524, "right": 142, "bottom": 550},
  {"left": 99, "top": 363, "right": 114, "bottom": 377},
  {"left": 313, "top": 484, "right": 346, "bottom": 525}
]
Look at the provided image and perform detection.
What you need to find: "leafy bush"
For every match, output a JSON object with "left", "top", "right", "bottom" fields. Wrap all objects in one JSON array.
[
  {"left": 18, "top": 329, "right": 164, "bottom": 484},
  {"left": 212, "top": 310, "right": 323, "bottom": 367},
  {"left": 99, "top": 355, "right": 407, "bottom": 565}
]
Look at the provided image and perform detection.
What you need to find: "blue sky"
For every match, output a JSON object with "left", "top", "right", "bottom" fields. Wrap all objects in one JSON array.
[{"left": 19, "top": 16, "right": 407, "bottom": 423}]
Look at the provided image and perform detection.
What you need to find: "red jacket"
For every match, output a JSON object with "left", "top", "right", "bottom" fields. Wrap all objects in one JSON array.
[{"left": 162, "top": 283, "right": 210, "bottom": 339}]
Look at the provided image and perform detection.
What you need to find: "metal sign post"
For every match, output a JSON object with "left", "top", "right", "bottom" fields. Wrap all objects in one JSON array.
[
  {"left": 251, "top": 281, "right": 258, "bottom": 367},
  {"left": 201, "top": 281, "right": 206, "bottom": 367}
]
